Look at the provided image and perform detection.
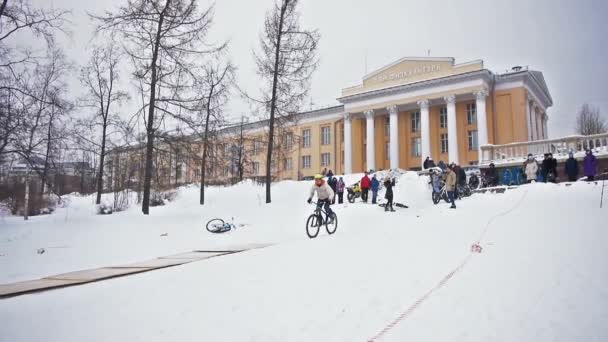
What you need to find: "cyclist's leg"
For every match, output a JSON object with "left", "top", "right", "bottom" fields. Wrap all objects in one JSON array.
[{"left": 323, "top": 200, "right": 334, "bottom": 218}]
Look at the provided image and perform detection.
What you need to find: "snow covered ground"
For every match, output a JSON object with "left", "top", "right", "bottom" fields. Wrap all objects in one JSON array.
[{"left": 1, "top": 172, "right": 607, "bottom": 341}]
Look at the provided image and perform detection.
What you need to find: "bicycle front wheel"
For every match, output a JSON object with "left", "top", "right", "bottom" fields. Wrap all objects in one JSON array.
[
  {"left": 325, "top": 213, "right": 338, "bottom": 235},
  {"left": 306, "top": 214, "right": 321, "bottom": 238},
  {"left": 206, "top": 218, "right": 225, "bottom": 233},
  {"left": 432, "top": 191, "right": 441, "bottom": 204}
]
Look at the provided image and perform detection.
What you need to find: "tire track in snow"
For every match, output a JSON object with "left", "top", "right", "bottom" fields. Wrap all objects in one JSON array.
[{"left": 367, "top": 189, "right": 529, "bottom": 341}]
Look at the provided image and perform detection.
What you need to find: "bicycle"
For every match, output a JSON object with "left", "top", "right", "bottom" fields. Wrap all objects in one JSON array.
[
  {"left": 432, "top": 184, "right": 450, "bottom": 204},
  {"left": 206, "top": 217, "right": 237, "bottom": 233},
  {"left": 306, "top": 201, "right": 338, "bottom": 238}
]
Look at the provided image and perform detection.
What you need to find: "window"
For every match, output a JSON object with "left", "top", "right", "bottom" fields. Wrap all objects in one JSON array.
[
  {"left": 224, "top": 144, "right": 231, "bottom": 155},
  {"left": 440, "top": 133, "right": 449, "bottom": 153},
  {"left": 321, "top": 126, "right": 331, "bottom": 145},
  {"left": 467, "top": 103, "right": 477, "bottom": 125},
  {"left": 253, "top": 140, "right": 262, "bottom": 155},
  {"left": 440, "top": 107, "right": 447, "bottom": 128},
  {"left": 283, "top": 158, "right": 292, "bottom": 171},
  {"left": 385, "top": 118, "right": 390, "bottom": 138},
  {"left": 302, "top": 155, "right": 311, "bottom": 169},
  {"left": 468, "top": 130, "right": 478, "bottom": 150},
  {"left": 411, "top": 137, "right": 421, "bottom": 157},
  {"left": 252, "top": 162, "right": 260, "bottom": 175},
  {"left": 321, "top": 153, "right": 331, "bottom": 166},
  {"left": 223, "top": 165, "right": 230, "bottom": 177},
  {"left": 386, "top": 142, "right": 390, "bottom": 160},
  {"left": 302, "top": 129, "right": 311, "bottom": 148},
  {"left": 283, "top": 133, "right": 293, "bottom": 150},
  {"left": 411, "top": 111, "right": 420, "bottom": 132}
]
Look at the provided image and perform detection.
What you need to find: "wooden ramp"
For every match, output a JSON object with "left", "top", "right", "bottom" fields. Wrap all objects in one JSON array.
[{"left": 0, "top": 244, "right": 272, "bottom": 299}]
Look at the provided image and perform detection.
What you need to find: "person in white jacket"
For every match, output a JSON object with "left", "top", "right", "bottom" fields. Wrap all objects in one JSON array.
[
  {"left": 524, "top": 154, "right": 538, "bottom": 183},
  {"left": 307, "top": 174, "right": 335, "bottom": 223}
]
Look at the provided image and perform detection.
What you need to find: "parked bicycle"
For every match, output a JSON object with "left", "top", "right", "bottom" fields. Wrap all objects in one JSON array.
[
  {"left": 306, "top": 201, "right": 338, "bottom": 238},
  {"left": 206, "top": 217, "right": 237, "bottom": 233}
]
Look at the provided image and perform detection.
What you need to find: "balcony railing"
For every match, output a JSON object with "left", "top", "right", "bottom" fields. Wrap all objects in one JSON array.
[{"left": 480, "top": 133, "right": 608, "bottom": 164}]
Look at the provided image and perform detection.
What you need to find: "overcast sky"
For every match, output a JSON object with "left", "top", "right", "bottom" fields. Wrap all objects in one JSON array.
[{"left": 35, "top": 0, "right": 608, "bottom": 138}]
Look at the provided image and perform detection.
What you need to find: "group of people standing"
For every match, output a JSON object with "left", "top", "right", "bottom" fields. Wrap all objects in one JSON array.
[
  {"left": 324, "top": 170, "right": 346, "bottom": 204},
  {"left": 523, "top": 149, "right": 599, "bottom": 183},
  {"left": 358, "top": 172, "right": 396, "bottom": 211}
]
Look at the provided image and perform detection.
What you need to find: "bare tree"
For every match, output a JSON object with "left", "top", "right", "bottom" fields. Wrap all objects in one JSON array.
[
  {"left": 79, "top": 44, "right": 129, "bottom": 205},
  {"left": 94, "top": 0, "right": 226, "bottom": 215},
  {"left": 255, "top": 0, "right": 319, "bottom": 203},
  {"left": 0, "top": 0, "right": 70, "bottom": 161},
  {"left": 197, "top": 61, "right": 233, "bottom": 205},
  {"left": 576, "top": 103, "right": 607, "bottom": 135}
]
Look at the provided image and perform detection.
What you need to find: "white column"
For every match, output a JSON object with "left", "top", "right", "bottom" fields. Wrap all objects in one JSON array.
[
  {"left": 418, "top": 99, "right": 430, "bottom": 168},
  {"left": 526, "top": 99, "right": 533, "bottom": 141},
  {"left": 475, "top": 90, "right": 488, "bottom": 162},
  {"left": 343, "top": 112, "right": 352, "bottom": 174},
  {"left": 445, "top": 95, "right": 459, "bottom": 164},
  {"left": 387, "top": 105, "right": 400, "bottom": 169},
  {"left": 364, "top": 109, "right": 375, "bottom": 171},
  {"left": 543, "top": 114, "right": 549, "bottom": 139},
  {"left": 530, "top": 105, "right": 537, "bottom": 141}
]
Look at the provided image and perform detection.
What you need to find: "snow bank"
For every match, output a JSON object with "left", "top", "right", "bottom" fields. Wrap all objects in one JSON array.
[{"left": 1, "top": 176, "right": 607, "bottom": 341}]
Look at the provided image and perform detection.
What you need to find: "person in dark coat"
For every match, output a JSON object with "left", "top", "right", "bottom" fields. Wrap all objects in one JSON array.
[
  {"left": 564, "top": 152, "right": 579, "bottom": 182},
  {"left": 542, "top": 153, "right": 558, "bottom": 183},
  {"left": 583, "top": 149, "right": 598, "bottom": 181},
  {"left": 327, "top": 175, "right": 338, "bottom": 204},
  {"left": 487, "top": 163, "right": 499, "bottom": 186},
  {"left": 360, "top": 172, "right": 371, "bottom": 202},
  {"left": 383, "top": 177, "right": 396, "bottom": 212},
  {"left": 370, "top": 174, "right": 380, "bottom": 204},
  {"left": 437, "top": 160, "right": 447, "bottom": 171},
  {"left": 326, "top": 169, "right": 334, "bottom": 178},
  {"left": 423, "top": 157, "right": 431, "bottom": 169}
]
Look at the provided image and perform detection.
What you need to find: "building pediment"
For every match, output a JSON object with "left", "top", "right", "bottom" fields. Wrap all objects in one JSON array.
[{"left": 342, "top": 57, "right": 484, "bottom": 97}]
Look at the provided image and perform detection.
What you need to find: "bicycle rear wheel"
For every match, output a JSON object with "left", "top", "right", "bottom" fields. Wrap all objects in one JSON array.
[
  {"left": 325, "top": 213, "right": 338, "bottom": 235},
  {"left": 306, "top": 214, "right": 321, "bottom": 238},
  {"left": 206, "top": 218, "right": 225, "bottom": 233}
]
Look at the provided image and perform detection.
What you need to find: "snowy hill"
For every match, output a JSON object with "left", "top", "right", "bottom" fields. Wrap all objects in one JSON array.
[{"left": 1, "top": 172, "right": 607, "bottom": 341}]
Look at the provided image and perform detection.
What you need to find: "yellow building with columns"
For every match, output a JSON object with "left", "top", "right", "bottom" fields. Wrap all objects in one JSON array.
[
  {"left": 107, "top": 57, "right": 554, "bottom": 186},
  {"left": 228, "top": 57, "right": 553, "bottom": 181}
]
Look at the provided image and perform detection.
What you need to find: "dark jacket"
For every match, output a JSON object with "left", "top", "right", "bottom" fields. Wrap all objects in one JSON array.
[
  {"left": 384, "top": 179, "right": 395, "bottom": 199},
  {"left": 327, "top": 176, "right": 337, "bottom": 191},
  {"left": 371, "top": 177, "right": 380, "bottom": 191},
  {"left": 457, "top": 167, "right": 466, "bottom": 185},
  {"left": 423, "top": 158, "right": 430, "bottom": 169},
  {"left": 542, "top": 158, "right": 557, "bottom": 176},
  {"left": 564, "top": 157, "right": 579, "bottom": 179}
]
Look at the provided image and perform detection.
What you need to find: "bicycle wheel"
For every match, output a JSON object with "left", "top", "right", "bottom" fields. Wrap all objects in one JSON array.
[
  {"left": 442, "top": 191, "right": 450, "bottom": 203},
  {"left": 432, "top": 191, "right": 441, "bottom": 204},
  {"left": 325, "top": 213, "right": 338, "bottom": 235},
  {"left": 206, "top": 218, "right": 225, "bottom": 233},
  {"left": 306, "top": 214, "right": 321, "bottom": 238},
  {"left": 347, "top": 192, "right": 355, "bottom": 203}
]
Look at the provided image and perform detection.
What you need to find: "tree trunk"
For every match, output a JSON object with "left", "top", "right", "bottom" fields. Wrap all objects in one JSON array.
[
  {"left": 265, "top": 0, "right": 289, "bottom": 204},
  {"left": 200, "top": 83, "right": 214, "bottom": 205},
  {"left": 0, "top": 0, "right": 8, "bottom": 19},
  {"left": 142, "top": 0, "right": 170, "bottom": 215},
  {"left": 24, "top": 168, "right": 30, "bottom": 221},
  {"left": 96, "top": 122, "right": 108, "bottom": 204}
]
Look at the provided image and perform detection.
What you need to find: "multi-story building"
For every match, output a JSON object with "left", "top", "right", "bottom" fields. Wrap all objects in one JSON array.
[{"left": 107, "top": 56, "right": 554, "bottom": 186}]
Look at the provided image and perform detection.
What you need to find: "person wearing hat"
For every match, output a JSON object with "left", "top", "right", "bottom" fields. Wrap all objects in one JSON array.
[
  {"left": 336, "top": 177, "right": 345, "bottom": 204},
  {"left": 383, "top": 176, "right": 396, "bottom": 212},
  {"left": 564, "top": 152, "right": 579, "bottom": 182},
  {"left": 524, "top": 154, "right": 539, "bottom": 183},
  {"left": 307, "top": 174, "right": 335, "bottom": 223},
  {"left": 583, "top": 149, "right": 598, "bottom": 181},
  {"left": 370, "top": 174, "right": 380, "bottom": 204}
]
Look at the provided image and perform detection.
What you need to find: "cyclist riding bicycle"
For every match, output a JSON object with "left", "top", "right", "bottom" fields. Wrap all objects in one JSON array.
[{"left": 307, "top": 174, "right": 335, "bottom": 224}]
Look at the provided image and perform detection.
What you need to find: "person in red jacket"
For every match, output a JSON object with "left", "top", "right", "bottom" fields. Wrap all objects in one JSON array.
[{"left": 360, "top": 172, "right": 371, "bottom": 203}]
